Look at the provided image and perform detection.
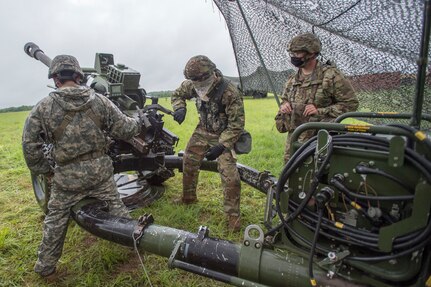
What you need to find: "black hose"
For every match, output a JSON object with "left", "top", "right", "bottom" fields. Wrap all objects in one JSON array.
[
  {"left": 333, "top": 139, "right": 431, "bottom": 180},
  {"left": 293, "top": 199, "right": 423, "bottom": 245},
  {"left": 266, "top": 140, "right": 318, "bottom": 236},
  {"left": 290, "top": 192, "right": 431, "bottom": 252},
  {"left": 354, "top": 165, "right": 414, "bottom": 193},
  {"left": 288, "top": 200, "right": 379, "bottom": 239},
  {"left": 308, "top": 208, "right": 324, "bottom": 287},
  {"left": 387, "top": 123, "right": 431, "bottom": 152},
  {"left": 331, "top": 177, "right": 414, "bottom": 201},
  {"left": 273, "top": 132, "right": 431, "bottom": 264},
  {"left": 274, "top": 146, "right": 317, "bottom": 229},
  {"left": 275, "top": 136, "right": 333, "bottom": 228}
]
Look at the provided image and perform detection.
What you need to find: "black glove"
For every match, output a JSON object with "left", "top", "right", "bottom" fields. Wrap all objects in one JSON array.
[
  {"left": 205, "top": 144, "right": 225, "bottom": 161},
  {"left": 173, "top": 108, "right": 186, "bottom": 124}
]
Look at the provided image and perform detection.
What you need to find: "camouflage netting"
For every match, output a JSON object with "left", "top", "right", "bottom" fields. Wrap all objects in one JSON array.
[{"left": 214, "top": 0, "right": 431, "bottom": 128}]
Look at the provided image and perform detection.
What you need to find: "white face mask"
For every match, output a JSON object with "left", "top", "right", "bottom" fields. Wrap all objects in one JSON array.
[{"left": 193, "top": 73, "right": 216, "bottom": 101}]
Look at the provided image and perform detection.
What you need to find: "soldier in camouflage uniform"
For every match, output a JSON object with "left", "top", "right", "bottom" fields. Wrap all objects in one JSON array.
[
  {"left": 171, "top": 55, "right": 245, "bottom": 232},
  {"left": 279, "top": 33, "right": 358, "bottom": 162},
  {"left": 22, "top": 55, "right": 140, "bottom": 277}
]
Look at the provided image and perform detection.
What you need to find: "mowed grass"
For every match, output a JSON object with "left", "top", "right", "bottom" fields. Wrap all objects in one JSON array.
[{"left": 0, "top": 96, "right": 288, "bottom": 287}]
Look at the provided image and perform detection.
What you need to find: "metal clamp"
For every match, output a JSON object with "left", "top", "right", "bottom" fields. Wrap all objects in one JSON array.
[
  {"left": 168, "top": 240, "right": 184, "bottom": 269},
  {"left": 197, "top": 226, "right": 209, "bottom": 241},
  {"left": 318, "top": 250, "right": 350, "bottom": 266},
  {"left": 239, "top": 225, "right": 265, "bottom": 282},
  {"left": 133, "top": 213, "right": 154, "bottom": 243}
]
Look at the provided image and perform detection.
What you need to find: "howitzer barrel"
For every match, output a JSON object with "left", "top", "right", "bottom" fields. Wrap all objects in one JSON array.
[
  {"left": 24, "top": 42, "right": 52, "bottom": 67},
  {"left": 71, "top": 199, "right": 363, "bottom": 287}
]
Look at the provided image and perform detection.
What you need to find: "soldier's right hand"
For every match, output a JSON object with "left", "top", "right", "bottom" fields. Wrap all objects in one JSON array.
[
  {"left": 279, "top": 102, "right": 292, "bottom": 114},
  {"left": 173, "top": 108, "right": 186, "bottom": 124}
]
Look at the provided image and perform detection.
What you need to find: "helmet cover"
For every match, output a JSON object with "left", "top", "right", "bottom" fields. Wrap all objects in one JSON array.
[
  {"left": 183, "top": 55, "right": 216, "bottom": 81},
  {"left": 288, "top": 33, "right": 322, "bottom": 54},
  {"left": 48, "top": 54, "right": 84, "bottom": 79}
]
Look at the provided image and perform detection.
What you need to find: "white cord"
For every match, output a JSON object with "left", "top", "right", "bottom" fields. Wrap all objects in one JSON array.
[{"left": 133, "top": 235, "right": 153, "bottom": 287}]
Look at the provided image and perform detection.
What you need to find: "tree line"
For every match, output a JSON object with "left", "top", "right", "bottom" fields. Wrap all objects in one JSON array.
[{"left": 0, "top": 105, "right": 34, "bottom": 113}]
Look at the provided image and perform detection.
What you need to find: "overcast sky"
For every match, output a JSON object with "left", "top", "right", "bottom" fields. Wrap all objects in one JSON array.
[{"left": 0, "top": 0, "right": 238, "bottom": 109}]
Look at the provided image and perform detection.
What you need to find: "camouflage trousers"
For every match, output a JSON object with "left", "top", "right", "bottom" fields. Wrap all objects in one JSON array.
[
  {"left": 34, "top": 176, "right": 130, "bottom": 272},
  {"left": 284, "top": 129, "right": 316, "bottom": 163},
  {"left": 182, "top": 127, "right": 241, "bottom": 216}
]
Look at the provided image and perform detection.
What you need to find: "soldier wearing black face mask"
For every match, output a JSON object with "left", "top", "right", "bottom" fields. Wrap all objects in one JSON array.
[
  {"left": 277, "top": 33, "right": 358, "bottom": 162},
  {"left": 171, "top": 55, "right": 245, "bottom": 232}
]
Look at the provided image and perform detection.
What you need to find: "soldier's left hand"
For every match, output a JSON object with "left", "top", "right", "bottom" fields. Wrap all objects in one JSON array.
[
  {"left": 303, "top": 104, "right": 318, "bottom": 116},
  {"left": 205, "top": 144, "right": 225, "bottom": 161}
]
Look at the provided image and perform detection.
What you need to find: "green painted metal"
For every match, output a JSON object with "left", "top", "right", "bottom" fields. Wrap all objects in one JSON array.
[
  {"left": 28, "top": 1, "right": 431, "bottom": 285},
  {"left": 238, "top": 225, "right": 265, "bottom": 282},
  {"left": 335, "top": 112, "right": 431, "bottom": 124},
  {"left": 388, "top": 136, "right": 405, "bottom": 168},
  {"left": 411, "top": 0, "right": 431, "bottom": 128},
  {"left": 134, "top": 222, "right": 328, "bottom": 286},
  {"left": 379, "top": 182, "right": 431, "bottom": 252},
  {"left": 290, "top": 122, "right": 414, "bottom": 145}
]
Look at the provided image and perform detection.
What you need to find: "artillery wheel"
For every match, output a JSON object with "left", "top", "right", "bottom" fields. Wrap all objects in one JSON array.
[
  {"left": 31, "top": 172, "right": 165, "bottom": 214},
  {"left": 32, "top": 174, "right": 51, "bottom": 214},
  {"left": 114, "top": 173, "right": 165, "bottom": 209}
]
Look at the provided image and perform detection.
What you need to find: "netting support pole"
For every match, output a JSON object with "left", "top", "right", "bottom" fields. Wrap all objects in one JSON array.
[
  {"left": 235, "top": 0, "right": 281, "bottom": 107},
  {"left": 411, "top": 0, "right": 431, "bottom": 129}
]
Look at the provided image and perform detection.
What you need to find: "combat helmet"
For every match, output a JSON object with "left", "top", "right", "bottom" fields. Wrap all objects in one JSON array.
[
  {"left": 48, "top": 54, "right": 84, "bottom": 79},
  {"left": 183, "top": 55, "right": 216, "bottom": 81},
  {"left": 288, "top": 33, "right": 321, "bottom": 54}
]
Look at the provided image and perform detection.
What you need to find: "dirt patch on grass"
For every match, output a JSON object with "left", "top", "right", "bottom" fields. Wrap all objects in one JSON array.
[
  {"left": 111, "top": 249, "right": 141, "bottom": 276},
  {"left": 81, "top": 234, "right": 99, "bottom": 248}
]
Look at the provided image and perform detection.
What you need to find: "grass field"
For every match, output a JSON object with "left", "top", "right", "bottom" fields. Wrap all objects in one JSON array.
[{"left": 0, "top": 96, "right": 289, "bottom": 287}]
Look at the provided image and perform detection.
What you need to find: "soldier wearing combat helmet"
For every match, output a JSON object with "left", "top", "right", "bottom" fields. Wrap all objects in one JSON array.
[
  {"left": 277, "top": 33, "right": 358, "bottom": 162},
  {"left": 22, "top": 55, "right": 140, "bottom": 277},
  {"left": 48, "top": 54, "right": 84, "bottom": 82},
  {"left": 171, "top": 55, "right": 245, "bottom": 232}
]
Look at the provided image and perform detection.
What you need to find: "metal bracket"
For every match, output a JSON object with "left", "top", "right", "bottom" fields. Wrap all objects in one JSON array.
[
  {"left": 133, "top": 213, "right": 154, "bottom": 244},
  {"left": 263, "top": 185, "right": 276, "bottom": 229},
  {"left": 318, "top": 250, "right": 350, "bottom": 267},
  {"left": 388, "top": 136, "right": 405, "bottom": 167},
  {"left": 379, "top": 182, "right": 431, "bottom": 252},
  {"left": 238, "top": 225, "right": 265, "bottom": 282},
  {"left": 168, "top": 240, "right": 184, "bottom": 269},
  {"left": 197, "top": 225, "right": 209, "bottom": 241},
  {"left": 315, "top": 130, "right": 331, "bottom": 171}
]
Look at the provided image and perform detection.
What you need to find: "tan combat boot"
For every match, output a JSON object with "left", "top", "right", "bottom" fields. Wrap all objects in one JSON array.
[{"left": 227, "top": 215, "right": 241, "bottom": 232}]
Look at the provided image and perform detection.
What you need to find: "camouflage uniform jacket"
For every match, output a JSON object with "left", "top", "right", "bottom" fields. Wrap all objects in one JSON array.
[
  {"left": 171, "top": 77, "right": 245, "bottom": 150},
  {"left": 22, "top": 85, "right": 139, "bottom": 191},
  {"left": 280, "top": 61, "right": 358, "bottom": 130}
]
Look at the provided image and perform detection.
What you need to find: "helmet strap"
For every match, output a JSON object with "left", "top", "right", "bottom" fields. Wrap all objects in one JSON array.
[
  {"left": 72, "top": 72, "right": 82, "bottom": 84},
  {"left": 53, "top": 77, "right": 62, "bottom": 88},
  {"left": 54, "top": 71, "right": 81, "bottom": 84},
  {"left": 304, "top": 52, "right": 318, "bottom": 63},
  {"left": 53, "top": 72, "right": 82, "bottom": 88},
  {"left": 299, "top": 53, "right": 318, "bottom": 69}
]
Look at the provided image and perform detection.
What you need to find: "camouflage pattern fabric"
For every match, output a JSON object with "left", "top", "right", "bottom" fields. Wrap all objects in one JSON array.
[
  {"left": 48, "top": 54, "right": 84, "bottom": 79},
  {"left": 288, "top": 33, "right": 321, "bottom": 54},
  {"left": 33, "top": 177, "right": 130, "bottom": 273},
  {"left": 22, "top": 85, "right": 139, "bottom": 272},
  {"left": 171, "top": 75, "right": 245, "bottom": 150},
  {"left": 280, "top": 62, "right": 358, "bottom": 161},
  {"left": 183, "top": 55, "right": 216, "bottom": 81},
  {"left": 171, "top": 75, "right": 244, "bottom": 216},
  {"left": 182, "top": 127, "right": 241, "bottom": 216}
]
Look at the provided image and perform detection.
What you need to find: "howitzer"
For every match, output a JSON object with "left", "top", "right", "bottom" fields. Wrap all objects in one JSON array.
[
  {"left": 24, "top": 15, "right": 431, "bottom": 285},
  {"left": 69, "top": 121, "right": 431, "bottom": 287},
  {"left": 24, "top": 42, "right": 180, "bottom": 212}
]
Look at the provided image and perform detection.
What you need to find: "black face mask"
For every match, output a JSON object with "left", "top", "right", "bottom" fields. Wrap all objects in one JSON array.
[{"left": 290, "top": 56, "right": 305, "bottom": 68}]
